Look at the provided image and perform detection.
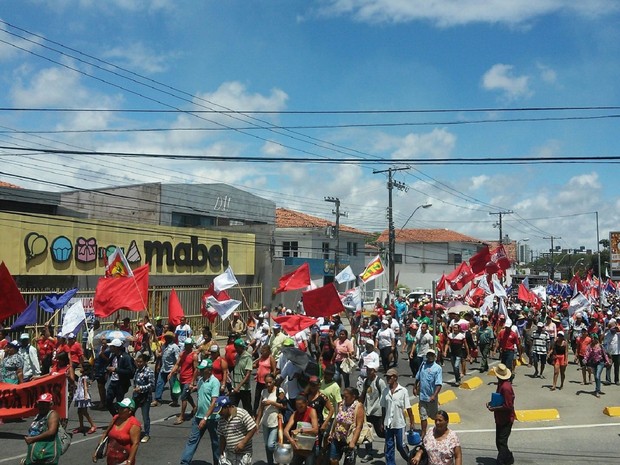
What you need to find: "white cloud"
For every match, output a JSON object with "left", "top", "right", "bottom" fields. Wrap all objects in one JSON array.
[
  {"left": 314, "top": 0, "right": 619, "bottom": 27},
  {"left": 537, "top": 63, "right": 557, "bottom": 83},
  {"left": 0, "top": 20, "right": 44, "bottom": 61},
  {"left": 261, "top": 141, "right": 287, "bottom": 156},
  {"left": 481, "top": 64, "right": 532, "bottom": 100},
  {"left": 531, "top": 139, "right": 562, "bottom": 158},
  {"left": 102, "top": 43, "right": 175, "bottom": 74},
  {"left": 377, "top": 128, "right": 456, "bottom": 159},
  {"left": 470, "top": 175, "right": 489, "bottom": 190}
]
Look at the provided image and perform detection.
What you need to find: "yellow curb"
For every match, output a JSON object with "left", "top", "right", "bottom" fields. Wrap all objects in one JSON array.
[
  {"left": 407, "top": 405, "right": 461, "bottom": 424},
  {"left": 438, "top": 390, "right": 457, "bottom": 405},
  {"left": 487, "top": 368, "right": 496, "bottom": 376},
  {"left": 460, "top": 376, "right": 483, "bottom": 390},
  {"left": 603, "top": 406, "right": 620, "bottom": 417},
  {"left": 515, "top": 409, "right": 560, "bottom": 422}
]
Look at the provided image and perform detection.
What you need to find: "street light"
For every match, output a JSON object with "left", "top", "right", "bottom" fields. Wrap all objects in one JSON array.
[
  {"left": 400, "top": 203, "right": 432, "bottom": 230},
  {"left": 572, "top": 257, "right": 585, "bottom": 276}
]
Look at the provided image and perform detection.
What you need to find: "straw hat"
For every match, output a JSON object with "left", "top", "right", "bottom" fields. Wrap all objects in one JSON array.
[{"left": 495, "top": 363, "right": 512, "bottom": 380}]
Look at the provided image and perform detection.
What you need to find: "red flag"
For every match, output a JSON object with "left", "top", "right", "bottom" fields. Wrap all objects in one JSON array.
[
  {"left": 469, "top": 246, "right": 491, "bottom": 274},
  {"left": 436, "top": 274, "right": 446, "bottom": 292},
  {"left": 168, "top": 288, "right": 185, "bottom": 327},
  {"left": 273, "top": 315, "right": 317, "bottom": 335},
  {"left": 275, "top": 263, "right": 311, "bottom": 294},
  {"left": 518, "top": 283, "right": 530, "bottom": 302},
  {"left": 302, "top": 284, "right": 346, "bottom": 318},
  {"left": 569, "top": 273, "right": 585, "bottom": 294},
  {"left": 490, "top": 245, "right": 511, "bottom": 271},
  {"left": 0, "top": 261, "right": 27, "bottom": 321},
  {"left": 446, "top": 262, "right": 475, "bottom": 291},
  {"left": 94, "top": 264, "right": 149, "bottom": 318},
  {"left": 200, "top": 284, "right": 231, "bottom": 322}
]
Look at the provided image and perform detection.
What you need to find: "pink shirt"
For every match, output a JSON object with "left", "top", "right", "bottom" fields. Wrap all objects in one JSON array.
[{"left": 334, "top": 339, "right": 354, "bottom": 362}]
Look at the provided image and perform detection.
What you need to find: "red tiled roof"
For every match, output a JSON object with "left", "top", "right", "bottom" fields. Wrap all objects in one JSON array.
[
  {"left": 376, "top": 228, "right": 482, "bottom": 244},
  {"left": 276, "top": 208, "right": 369, "bottom": 235},
  {"left": 0, "top": 181, "right": 21, "bottom": 189}
]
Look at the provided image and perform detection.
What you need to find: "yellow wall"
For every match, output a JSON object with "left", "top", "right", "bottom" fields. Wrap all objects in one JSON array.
[{"left": 1, "top": 211, "right": 255, "bottom": 276}]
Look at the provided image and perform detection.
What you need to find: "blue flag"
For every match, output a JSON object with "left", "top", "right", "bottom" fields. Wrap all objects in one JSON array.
[
  {"left": 39, "top": 288, "right": 78, "bottom": 313},
  {"left": 10, "top": 299, "right": 37, "bottom": 330}
]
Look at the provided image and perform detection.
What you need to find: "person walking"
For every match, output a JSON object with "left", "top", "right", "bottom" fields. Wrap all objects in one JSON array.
[
  {"left": 410, "top": 410, "right": 462, "bottom": 465},
  {"left": 24, "top": 393, "right": 61, "bottom": 465},
  {"left": 477, "top": 317, "right": 495, "bottom": 373},
  {"left": 548, "top": 331, "right": 568, "bottom": 391},
  {"left": 531, "top": 322, "right": 550, "bottom": 378},
  {"left": 584, "top": 333, "right": 610, "bottom": 398},
  {"left": 603, "top": 318, "right": 619, "bottom": 385},
  {"left": 132, "top": 352, "right": 155, "bottom": 443},
  {"left": 19, "top": 333, "right": 41, "bottom": 382},
  {"left": 1, "top": 340, "right": 24, "bottom": 384},
  {"left": 445, "top": 324, "right": 468, "bottom": 386},
  {"left": 231, "top": 338, "right": 253, "bottom": 412},
  {"left": 180, "top": 359, "right": 221, "bottom": 465},
  {"left": 169, "top": 338, "right": 198, "bottom": 424},
  {"left": 486, "top": 364, "right": 515, "bottom": 465},
  {"left": 358, "top": 361, "right": 386, "bottom": 462},
  {"left": 105, "top": 339, "right": 135, "bottom": 415},
  {"left": 93, "top": 398, "right": 141, "bottom": 465},
  {"left": 413, "top": 349, "right": 443, "bottom": 440},
  {"left": 283, "top": 395, "right": 319, "bottom": 465},
  {"left": 152, "top": 331, "right": 180, "bottom": 407},
  {"left": 256, "top": 373, "right": 287, "bottom": 465},
  {"left": 216, "top": 396, "right": 257, "bottom": 465},
  {"left": 380, "top": 369, "right": 415, "bottom": 465}
]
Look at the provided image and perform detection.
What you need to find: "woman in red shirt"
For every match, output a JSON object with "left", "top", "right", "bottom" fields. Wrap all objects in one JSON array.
[
  {"left": 93, "top": 397, "right": 141, "bottom": 465},
  {"left": 209, "top": 345, "right": 228, "bottom": 394},
  {"left": 283, "top": 395, "right": 319, "bottom": 464}
]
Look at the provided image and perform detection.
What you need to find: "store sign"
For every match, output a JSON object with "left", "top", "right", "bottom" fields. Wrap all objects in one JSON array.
[
  {"left": 1, "top": 211, "right": 254, "bottom": 276},
  {"left": 610, "top": 231, "right": 620, "bottom": 278}
]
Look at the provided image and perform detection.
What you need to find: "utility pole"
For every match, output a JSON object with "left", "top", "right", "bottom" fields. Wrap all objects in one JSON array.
[
  {"left": 373, "top": 167, "right": 409, "bottom": 292},
  {"left": 489, "top": 210, "right": 513, "bottom": 244},
  {"left": 324, "top": 197, "right": 347, "bottom": 280},
  {"left": 544, "top": 235, "right": 562, "bottom": 280}
]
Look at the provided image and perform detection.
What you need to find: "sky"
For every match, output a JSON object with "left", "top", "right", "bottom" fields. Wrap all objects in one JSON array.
[{"left": 1, "top": 0, "right": 620, "bottom": 262}]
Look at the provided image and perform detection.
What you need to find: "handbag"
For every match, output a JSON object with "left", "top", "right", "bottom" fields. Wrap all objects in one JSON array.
[
  {"left": 343, "top": 447, "right": 357, "bottom": 465},
  {"left": 57, "top": 421, "right": 72, "bottom": 455},
  {"left": 26, "top": 437, "right": 60, "bottom": 464},
  {"left": 340, "top": 357, "right": 356, "bottom": 374},
  {"left": 94, "top": 436, "right": 109, "bottom": 460},
  {"left": 346, "top": 421, "right": 376, "bottom": 445},
  {"left": 546, "top": 354, "right": 555, "bottom": 366}
]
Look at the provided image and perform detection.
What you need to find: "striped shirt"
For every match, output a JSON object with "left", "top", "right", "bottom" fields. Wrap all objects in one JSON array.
[
  {"left": 532, "top": 331, "right": 550, "bottom": 354},
  {"left": 217, "top": 407, "right": 256, "bottom": 454}
]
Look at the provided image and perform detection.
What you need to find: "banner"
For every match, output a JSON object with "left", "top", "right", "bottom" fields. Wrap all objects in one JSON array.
[
  {"left": 359, "top": 255, "right": 385, "bottom": 284},
  {"left": 0, "top": 372, "right": 68, "bottom": 420}
]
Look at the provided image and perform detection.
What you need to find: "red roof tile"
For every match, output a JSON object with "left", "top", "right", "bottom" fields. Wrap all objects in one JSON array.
[
  {"left": 376, "top": 228, "right": 482, "bottom": 244},
  {"left": 0, "top": 181, "right": 21, "bottom": 189},
  {"left": 276, "top": 208, "right": 369, "bottom": 235}
]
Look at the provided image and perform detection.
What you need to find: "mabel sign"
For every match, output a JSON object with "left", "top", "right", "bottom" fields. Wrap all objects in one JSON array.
[
  {"left": 1, "top": 211, "right": 255, "bottom": 276},
  {"left": 0, "top": 372, "right": 68, "bottom": 420}
]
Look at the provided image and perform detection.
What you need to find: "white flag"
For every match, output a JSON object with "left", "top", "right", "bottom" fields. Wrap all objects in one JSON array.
[
  {"left": 568, "top": 293, "right": 590, "bottom": 316},
  {"left": 498, "top": 298, "right": 509, "bottom": 319},
  {"left": 531, "top": 285, "right": 547, "bottom": 302},
  {"left": 479, "top": 294, "right": 494, "bottom": 315},
  {"left": 492, "top": 276, "right": 507, "bottom": 299},
  {"left": 213, "top": 266, "right": 239, "bottom": 293},
  {"left": 61, "top": 300, "right": 86, "bottom": 336},
  {"left": 206, "top": 295, "right": 241, "bottom": 321},
  {"left": 335, "top": 265, "right": 356, "bottom": 284},
  {"left": 341, "top": 287, "right": 362, "bottom": 311}
]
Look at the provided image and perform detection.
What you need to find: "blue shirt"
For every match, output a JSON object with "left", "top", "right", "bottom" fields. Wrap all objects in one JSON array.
[{"left": 416, "top": 361, "right": 442, "bottom": 402}]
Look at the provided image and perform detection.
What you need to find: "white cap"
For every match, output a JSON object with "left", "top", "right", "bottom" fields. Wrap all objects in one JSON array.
[
  {"left": 20, "top": 333, "right": 30, "bottom": 340},
  {"left": 109, "top": 338, "right": 123, "bottom": 347},
  {"left": 367, "top": 360, "right": 380, "bottom": 369}
]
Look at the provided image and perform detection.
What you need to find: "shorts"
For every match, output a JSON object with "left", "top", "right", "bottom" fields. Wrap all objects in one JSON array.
[
  {"left": 578, "top": 356, "right": 587, "bottom": 368},
  {"left": 179, "top": 383, "right": 193, "bottom": 401},
  {"left": 329, "top": 439, "right": 348, "bottom": 460},
  {"left": 418, "top": 400, "right": 438, "bottom": 421}
]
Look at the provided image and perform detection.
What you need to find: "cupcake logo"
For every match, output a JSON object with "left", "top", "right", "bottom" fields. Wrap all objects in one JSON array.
[{"left": 50, "top": 236, "right": 73, "bottom": 263}]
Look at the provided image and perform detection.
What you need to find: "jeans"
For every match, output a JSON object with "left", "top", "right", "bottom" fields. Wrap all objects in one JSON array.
[
  {"left": 500, "top": 349, "right": 515, "bottom": 370},
  {"left": 262, "top": 424, "right": 278, "bottom": 465},
  {"left": 136, "top": 398, "right": 151, "bottom": 435},
  {"left": 180, "top": 416, "right": 219, "bottom": 465},
  {"left": 495, "top": 422, "right": 514, "bottom": 465},
  {"left": 335, "top": 361, "right": 350, "bottom": 388},
  {"left": 450, "top": 355, "right": 462, "bottom": 383},
  {"left": 380, "top": 347, "right": 392, "bottom": 371},
  {"left": 605, "top": 354, "right": 620, "bottom": 384},
  {"left": 384, "top": 428, "right": 409, "bottom": 465},
  {"left": 154, "top": 371, "right": 177, "bottom": 402},
  {"left": 593, "top": 362, "right": 605, "bottom": 393},
  {"left": 231, "top": 390, "right": 252, "bottom": 412},
  {"left": 479, "top": 344, "right": 491, "bottom": 370},
  {"left": 105, "top": 381, "right": 127, "bottom": 415}
]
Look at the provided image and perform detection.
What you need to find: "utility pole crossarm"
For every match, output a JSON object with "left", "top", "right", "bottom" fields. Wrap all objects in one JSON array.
[{"left": 489, "top": 210, "right": 513, "bottom": 244}]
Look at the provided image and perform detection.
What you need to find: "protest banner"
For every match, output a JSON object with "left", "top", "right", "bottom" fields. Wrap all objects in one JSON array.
[{"left": 0, "top": 371, "right": 68, "bottom": 420}]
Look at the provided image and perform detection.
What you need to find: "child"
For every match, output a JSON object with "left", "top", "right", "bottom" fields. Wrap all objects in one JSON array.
[{"left": 73, "top": 371, "right": 97, "bottom": 434}]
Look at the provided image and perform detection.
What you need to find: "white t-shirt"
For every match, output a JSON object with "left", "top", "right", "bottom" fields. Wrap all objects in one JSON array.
[
  {"left": 261, "top": 387, "right": 283, "bottom": 428},
  {"left": 376, "top": 328, "right": 395, "bottom": 349}
]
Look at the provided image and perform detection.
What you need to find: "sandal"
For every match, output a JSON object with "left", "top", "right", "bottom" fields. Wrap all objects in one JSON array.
[
  {"left": 173, "top": 417, "right": 184, "bottom": 425},
  {"left": 87, "top": 426, "right": 98, "bottom": 434},
  {"left": 72, "top": 427, "right": 83, "bottom": 434}
]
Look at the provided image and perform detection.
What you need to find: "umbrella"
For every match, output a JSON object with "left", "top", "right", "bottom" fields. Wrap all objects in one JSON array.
[
  {"left": 273, "top": 315, "right": 317, "bottom": 335},
  {"left": 446, "top": 303, "right": 474, "bottom": 314},
  {"left": 281, "top": 346, "right": 313, "bottom": 372},
  {"left": 93, "top": 329, "right": 134, "bottom": 345}
]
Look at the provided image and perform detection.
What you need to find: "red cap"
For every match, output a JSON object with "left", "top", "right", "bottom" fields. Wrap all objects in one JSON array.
[{"left": 38, "top": 393, "right": 53, "bottom": 403}]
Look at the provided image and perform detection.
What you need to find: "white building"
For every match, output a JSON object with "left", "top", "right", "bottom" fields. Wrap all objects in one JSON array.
[{"left": 377, "top": 228, "right": 485, "bottom": 291}]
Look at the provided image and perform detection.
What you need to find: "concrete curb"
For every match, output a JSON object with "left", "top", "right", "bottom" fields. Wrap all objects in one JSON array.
[
  {"left": 460, "top": 376, "right": 483, "bottom": 390},
  {"left": 603, "top": 406, "right": 620, "bottom": 417},
  {"left": 407, "top": 404, "right": 461, "bottom": 424},
  {"left": 438, "top": 390, "right": 457, "bottom": 405},
  {"left": 515, "top": 409, "right": 560, "bottom": 422}
]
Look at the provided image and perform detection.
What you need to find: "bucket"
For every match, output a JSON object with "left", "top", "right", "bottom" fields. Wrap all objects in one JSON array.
[{"left": 406, "top": 430, "right": 421, "bottom": 446}]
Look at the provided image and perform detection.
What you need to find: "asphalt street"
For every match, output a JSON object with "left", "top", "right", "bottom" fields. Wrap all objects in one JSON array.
[{"left": 2, "top": 354, "right": 619, "bottom": 465}]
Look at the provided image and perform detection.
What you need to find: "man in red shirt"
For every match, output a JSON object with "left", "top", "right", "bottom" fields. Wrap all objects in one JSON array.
[
  {"left": 37, "top": 327, "right": 56, "bottom": 374},
  {"left": 55, "top": 333, "right": 70, "bottom": 358},
  {"left": 169, "top": 338, "right": 198, "bottom": 424},
  {"left": 487, "top": 363, "right": 515, "bottom": 465},
  {"left": 224, "top": 334, "right": 238, "bottom": 370},
  {"left": 495, "top": 321, "right": 521, "bottom": 370},
  {"left": 67, "top": 332, "right": 84, "bottom": 371}
]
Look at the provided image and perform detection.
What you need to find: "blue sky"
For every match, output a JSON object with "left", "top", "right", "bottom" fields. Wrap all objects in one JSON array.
[{"left": 1, "top": 0, "right": 620, "bottom": 260}]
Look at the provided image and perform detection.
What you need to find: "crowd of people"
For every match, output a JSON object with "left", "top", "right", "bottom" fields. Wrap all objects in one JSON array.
[{"left": 2, "top": 290, "right": 619, "bottom": 465}]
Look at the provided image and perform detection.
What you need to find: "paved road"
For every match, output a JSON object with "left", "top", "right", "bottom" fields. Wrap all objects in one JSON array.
[{"left": 1, "top": 354, "right": 619, "bottom": 465}]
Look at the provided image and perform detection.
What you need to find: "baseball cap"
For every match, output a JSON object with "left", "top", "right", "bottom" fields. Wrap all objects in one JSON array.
[
  {"left": 210, "top": 344, "right": 220, "bottom": 352},
  {"left": 109, "top": 338, "right": 123, "bottom": 347},
  {"left": 198, "top": 359, "right": 213, "bottom": 370},
  {"left": 117, "top": 398, "right": 136, "bottom": 410},
  {"left": 67, "top": 332, "right": 76, "bottom": 339},
  {"left": 367, "top": 360, "right": 380, "bottom": 370},
  {"left": 184, "top": 337, "right": 194, "bottom": 345},
  {"left": 155, "top": 316, "right": 162, "bottom": 320},
  {"left": 381, "top": 319, "right": 389, "bottom": 324},
  {"left": 57, "top": 332, "right": 65, "bottom": 338},
  {"left": 20, "top": 333, "right": 30, "bottom": 340},
  {"left": 283, "top": 338, "right": 295, "bottom": 347},
  {"left": 145, "top": 322, "right": 153, "bottom": 329},
  {"left": 273, "top": 324, "right": 282, "bottom": 330},
  {"left": 426, "top": 349, "right": 436, "bottom": 356},
  {"left": 537, "top": 322, "right": 544, "bottom": 328},
  {"left": 164, "top": 331, "right": 175, "bottom": 338},
  {"left": 386, "top": 368, "right": 399, "bottom": 377},
  {"left": 557, "top": 331, "right": 565, "bottom": 336},
  {"left": 8, "top": 340, "right": 20, "bottom": 349},
  {"left": 37, "top": 393, "right": 54, "bottom": 403},
  {"left": 213, "top": 396, "right": 232, "bottom": 414},
  {"left": 234, "top": 338, "right": 247, "bottom": 348}
]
